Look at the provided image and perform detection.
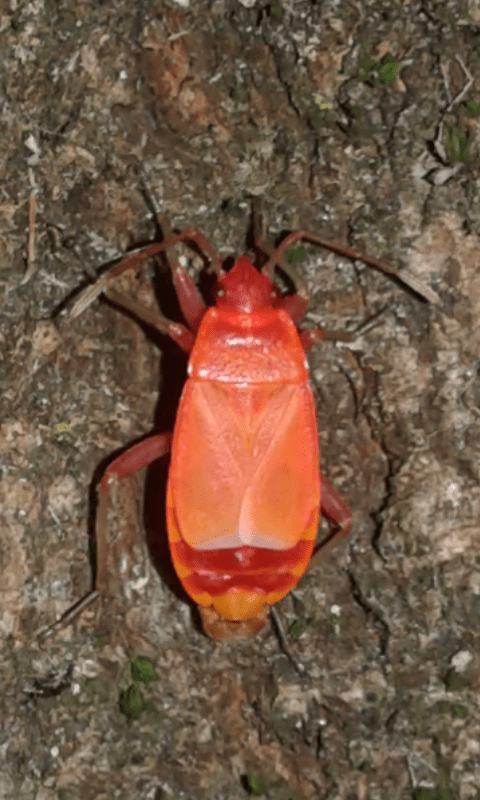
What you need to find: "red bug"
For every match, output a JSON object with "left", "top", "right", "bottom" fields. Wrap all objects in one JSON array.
[{"left": 68, "top": 206, "right": 406, "bottom": 640}]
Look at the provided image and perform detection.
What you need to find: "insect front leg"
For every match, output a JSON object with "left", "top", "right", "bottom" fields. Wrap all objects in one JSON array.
[
  {"left": 71, "top": 223, "right": 223, "bottom": 327},
  {"left": 261, "top": 229, "right": 401, "bottom": 284},
  {"left": 251, "top": 199, "right": 310, "bottom": 322},
  {"left": 155, "top": 214, "right": 207, "bottom": 332},
  {"left": 260, "top": 228, "right": 437, "bottom": 305},
  {"left": 251, "top": 205, "right": 359, "bottom": 335},
  {"left": 154, "top": 215, "right": 233, "bottom": 332},
  {"left": 251, "top": 207, "right": 362, "bottom": 344},
  {"left": 102, "top": 285, "right": 196, "bottom": 354}
]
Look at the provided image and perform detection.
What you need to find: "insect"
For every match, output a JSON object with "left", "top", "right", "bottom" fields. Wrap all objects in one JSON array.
[{"left": 66, "top": 204, "right": 412, "bottom": 640}]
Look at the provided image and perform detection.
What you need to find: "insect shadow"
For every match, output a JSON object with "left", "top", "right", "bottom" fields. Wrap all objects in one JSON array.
[{"left": 85, "top": 239, "right": 220, "bottom": 631}]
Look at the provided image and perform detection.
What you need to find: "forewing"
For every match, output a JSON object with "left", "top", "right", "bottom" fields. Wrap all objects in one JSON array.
[
  {"left": 241, "top": 383, "right": 319, "bottom": 548},
  {"left": 169, "top": 381, "right": 319, "bottom": 550}
]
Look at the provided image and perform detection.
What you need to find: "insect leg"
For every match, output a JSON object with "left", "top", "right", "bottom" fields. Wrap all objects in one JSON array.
[
  {"left": 319, "top": 474, "right": 352, "bottom": 541},
  {"left": 156, "top": 214, "right": 207, "bottom": 333},
  {"left": 71, "top": 227, "right": 223, "bottom": 321},
  {"left": 96, "top": 433, "right": 172, "bottom": 594},
  {"left": 308, "top": 474, "right": 352, "bottom": 569},
  {"left": 37, "top": 433, "right": 173, "bottom": 641},
  {"left": 262, "top": 229, "right": 401, "bottom": 282},
  {"left": 261, "top": 229, "right": 437, "bottom": 305},
  {"left": 299, "top": 327, "right": 355, "bottom": 352},
  {"left": 103, "top": 285, "right": 195, "bottom": 354},
  {"left": 251, "top": 200, "right": 310, "bottom": 313}
]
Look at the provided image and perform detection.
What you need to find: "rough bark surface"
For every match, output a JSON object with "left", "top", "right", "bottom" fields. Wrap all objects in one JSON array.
[{"left": 1, "top": 1, "right": 480, "bottom": 798}]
